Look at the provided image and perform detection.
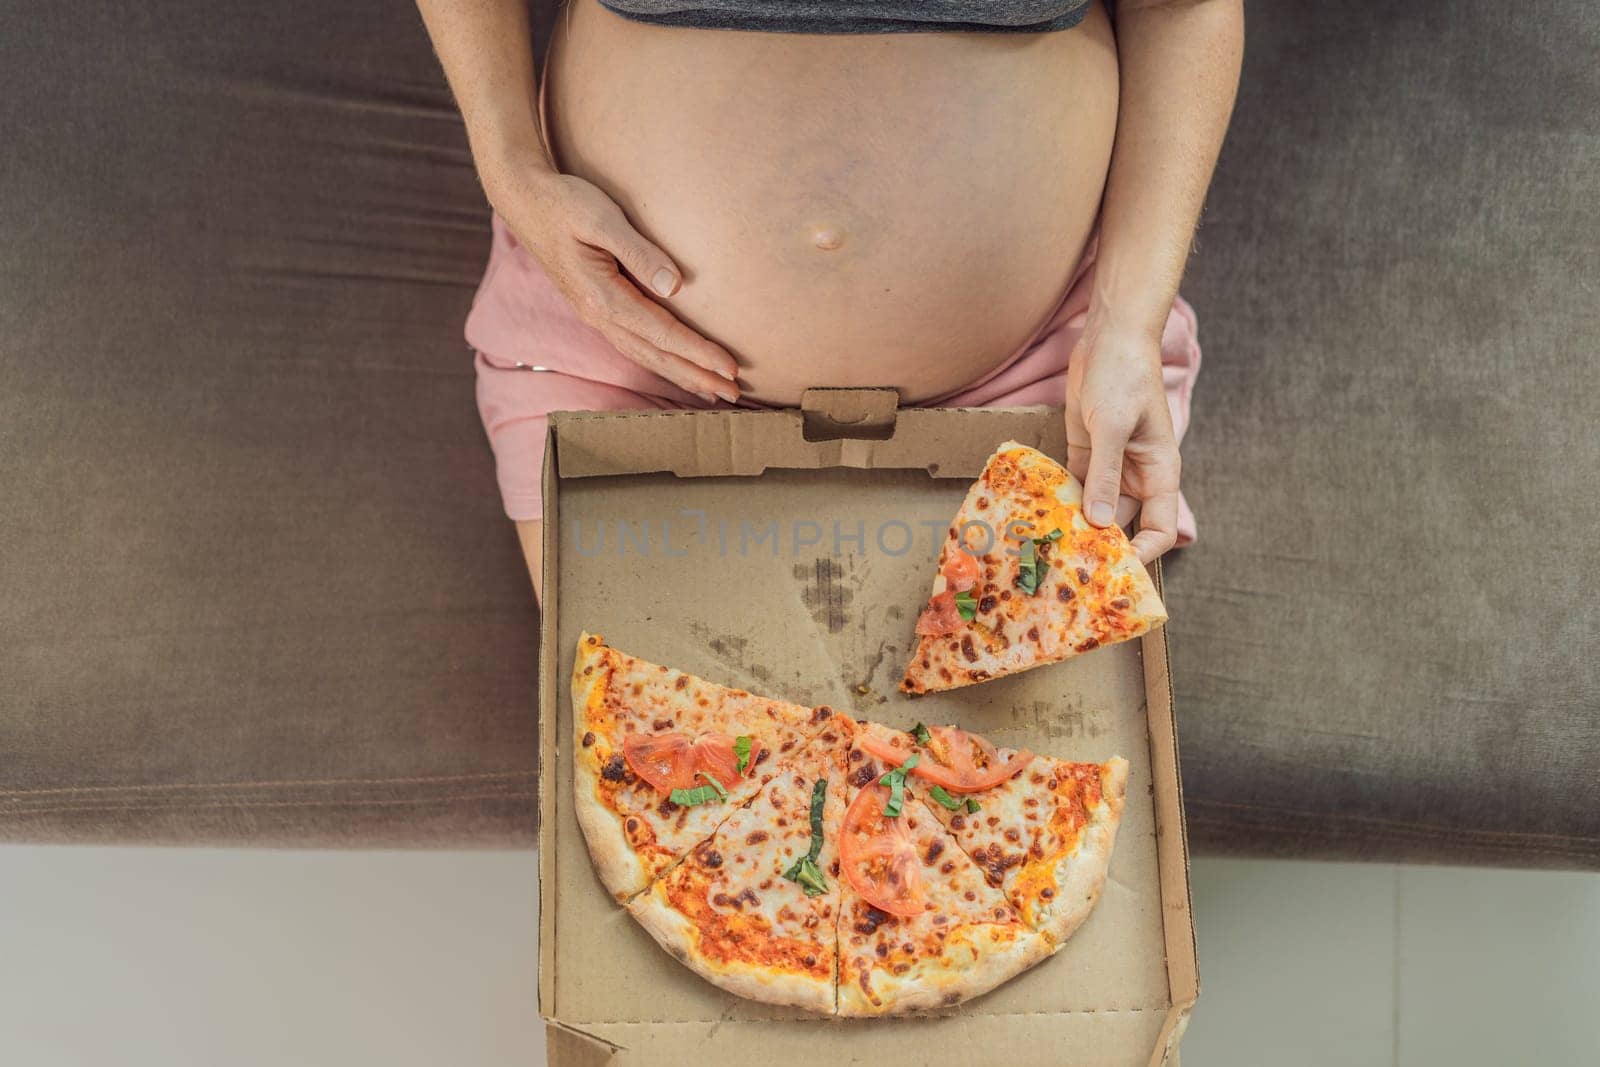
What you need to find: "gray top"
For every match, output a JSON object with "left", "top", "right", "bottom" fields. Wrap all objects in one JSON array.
[{"left": 598, "top": 0, "right": 1093, "bottom": 33}]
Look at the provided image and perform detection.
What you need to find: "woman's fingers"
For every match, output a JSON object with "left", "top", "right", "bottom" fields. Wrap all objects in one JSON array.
[
  {"left": 573, "top": 195, "right": 682, "bottom": 300},
  {"left": 596, "top": 274, "right": 742, "bottom": 387},
  {"left": 1080, "top": 415, "right": 1133, "bottom": 529},
  {"left": 495, "top": 172, "right": 745, "bottom": 394},
  {"left": 1068, "top": 410, "right": 1181, "bottom": 563},
  {"left": 1129, "top": 486, "right": 1179, "bottom": 564},
  {"left": 599, "top": 321, "right": 738, "bottom": 404}
]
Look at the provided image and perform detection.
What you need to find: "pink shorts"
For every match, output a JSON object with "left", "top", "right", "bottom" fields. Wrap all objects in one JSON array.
[{"left": 465, "top": 218, "right": 1201, "bottom": 544}]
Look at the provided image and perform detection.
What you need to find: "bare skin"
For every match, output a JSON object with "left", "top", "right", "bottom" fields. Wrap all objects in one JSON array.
[
  {"left": 517, "top": 519, "right": 543, "bottom": 602},
  {"left": 418, "top": 0, "right": 1242, "bottom": 597}
]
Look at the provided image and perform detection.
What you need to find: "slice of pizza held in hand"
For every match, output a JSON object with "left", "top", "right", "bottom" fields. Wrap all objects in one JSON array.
[
  {"left": 571, "top": 632, "right": 834, "bottom": 901},
  {"left": 901, "top": 441, "right": 1168, "bottom": 695}
]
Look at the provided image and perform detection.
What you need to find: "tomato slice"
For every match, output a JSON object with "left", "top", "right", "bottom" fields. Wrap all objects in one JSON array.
[
  {"left": 621, "top": 732, "right": 696, "bottom": 792},
  {"left": 940, "top": 548, "right": 982, "bottom": 593},
  {"left": 914, "top": 590, "right": 963, "bottom": 636},
  {"left": 622, "top": 732, "right": 763, "bottom": 794},
  {"left": 690, "top": 733, "right": 762, "bottom": 791},
  {"left": 839, "top": 784, "right": 925, "bottom": 918},
  {"left": 857, "top": 731, "right": 919, "bottom": 768},
  {"left": 859, "top": 727, "right": 1034, "bottom": 795}
]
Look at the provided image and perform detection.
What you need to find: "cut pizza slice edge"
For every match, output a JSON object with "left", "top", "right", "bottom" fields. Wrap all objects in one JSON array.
[
  {"left": 571, "top": 632, "right": 839, "bottom": 902},
  {"left": 900, "top": 440, "right": 1167, "bottom": 695},
  {"left": 834, "top": 729, "right": 1053, "bottom": 1016},
  {"left": 856, "top": 719, "right": 1128, "bottom": 946},
  {"left": 627, "top": 714, "right": 855, "bottom": 1014}
]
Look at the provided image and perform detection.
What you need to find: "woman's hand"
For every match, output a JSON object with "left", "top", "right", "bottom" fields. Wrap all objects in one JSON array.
[
  {"left": 1064, "top": 318, "right": 1181, "bottom": 564},
  {"left": 479, "top": 146, "right": 741, "bottom": 404}
]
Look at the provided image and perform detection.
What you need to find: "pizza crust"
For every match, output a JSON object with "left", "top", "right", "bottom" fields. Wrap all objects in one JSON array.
[
  {"left": 838, "top": 924, "right": 1055, "bottom": 1016},
  {"left": 570, "top": 632, "right": 654, "bottom": 902},
  {"left": 900, "top": 441, "right": 1166, "bottom": 695},
  {"left": 628, "top": 883, "right": 836, "bottom": 1014},
  {"left": 571, "top": 634, "right": 1136, "bottom": 1013},
  {"left": 1034, "top": 757, "right": 1128, "bottom": 945}
]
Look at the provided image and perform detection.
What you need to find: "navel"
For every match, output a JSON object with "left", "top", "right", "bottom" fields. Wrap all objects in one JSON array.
[{"left": 809, "top": 224, "right": 847, "bottom": 252}]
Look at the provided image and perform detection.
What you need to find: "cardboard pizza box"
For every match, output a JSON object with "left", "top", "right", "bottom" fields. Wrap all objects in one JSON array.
[{"left": 537, "top": 389, "right": 1197, "bottom": 1066}]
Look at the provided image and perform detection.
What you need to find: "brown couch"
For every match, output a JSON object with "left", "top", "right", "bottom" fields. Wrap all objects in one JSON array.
[{"left": 3, "top": 1, "right": 1596, "bottom": 867}]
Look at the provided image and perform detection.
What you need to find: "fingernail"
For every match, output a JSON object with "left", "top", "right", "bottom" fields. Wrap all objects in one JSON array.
[
  {"left": 651, "top": 269, "right": 677, "bottom": 298},
  {"left": 717, "top": 367, "right": 738, "bottom": 382},
  {"left": 714, "top": 389, "right": 738, "bottom": 405},
  {"left": 1089, "top": 501, "right": 1114, "bottom": 526}
]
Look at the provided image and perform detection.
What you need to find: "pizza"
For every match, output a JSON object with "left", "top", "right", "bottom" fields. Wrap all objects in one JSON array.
[
  {"left": 835, "top": 735, "right": 1052, "bottom": 1015},
  {"left": 901, "top": 441, "right": 1168, "bottom": 695},
  {"left": 629, "top": 715, "right": 853, "bottom": 1013},
  {"left": 574, "top": 638, "right": 1129, "bottom": 1015},
  {"left": 857, "top": 721, "right": 1128, "bottom": 942},
  {"left": 571, "top": 632, "right": 833, "bottom": 901}
]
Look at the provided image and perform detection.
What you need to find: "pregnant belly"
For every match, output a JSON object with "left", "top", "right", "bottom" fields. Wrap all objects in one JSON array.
[{"left": 544, "top": 0, "right": 1119, "bottom": 406}]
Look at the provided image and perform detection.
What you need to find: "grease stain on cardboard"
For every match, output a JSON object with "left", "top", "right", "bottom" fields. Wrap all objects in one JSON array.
[{"left": 794, "top": 557, "right": 854, "bottom": 633}]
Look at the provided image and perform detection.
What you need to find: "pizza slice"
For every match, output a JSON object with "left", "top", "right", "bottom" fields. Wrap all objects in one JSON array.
[
  {"left": 858, "top": 720, "right": 1128, "bottom": 944},
  {"left": 835, "top": 731, "right": 1051, "bottom": 1016},
  {"left": 572, "top": 632, "right": 832, "bottom": 901},
  {"left": 901, "top": 440, "right": 1167, "bottom": 694},
  {"left": 627, "top": 715, "right": 854, "bottom": 1013}
]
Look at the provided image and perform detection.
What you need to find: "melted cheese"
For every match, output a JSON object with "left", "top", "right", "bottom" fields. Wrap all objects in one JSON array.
[
  {"left": 836, "top": 777, "right": 1029, "bottom": 1010},
  {"left": 903, "top": 443, "right": 1166, "bottom": 694},
  {"left": 653, "top": 743, "right": 847, "bottom": 978},
  {"left": 931, "top": 759, "right": 1111, "bottom": 926},
  {"left": 576, "top": 636, "right": 834, "bottom": 884}
]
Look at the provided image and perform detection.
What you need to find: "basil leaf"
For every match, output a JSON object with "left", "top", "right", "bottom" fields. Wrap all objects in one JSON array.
[
  {"left": 1016, "top": 529, "right": 1062, "bottom": 596},
  {"left": 734, "top": 735, "right": 753, "bottom": 775},
  {"left": 667, "top": 772, "right": 729, "bottom": 807},
  {"left": 954, "top": 589, "right": 978, "bottom": 621},
  {"left": 782, "top": 778, "right": 831, "bottom": 896},
  {"left": 965, "top": 798, "right": 982, "bottom": 814},
  {"left": 878, "top": 753, "right": 920, "bottom": 818},
  {"left": 668, "top": 784, "right": 720, "bottom": 806},
  {"left": 1016, "top": 537, "right": 1040, "bottom": 595},
  {"left": 928, "top": 784, "right": 964, "bottom": 811},
  {"left": 911, "top": 722, "right": 932, "bottom": 746},
  {"left": 697, "top": 770, "right": 729, "bottom": 801},
  {"left": 804, "top": 777, "right": 826, "bottom": 862},
  {"left": 784, "top": 856, "right": 828, "bottom": 898}
]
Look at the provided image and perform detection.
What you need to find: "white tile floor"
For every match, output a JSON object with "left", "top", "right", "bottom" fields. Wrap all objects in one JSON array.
[
  {"left": 0, "top": 847, "right": 1595, "bottom": 1066},
  {"left": 1182, "top": 859, "right": 1600, "bottom": 1066}
]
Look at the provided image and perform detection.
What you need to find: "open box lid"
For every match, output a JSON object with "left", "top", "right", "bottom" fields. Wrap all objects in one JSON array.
[{"left": 538, "top": 390, "right": 1197, "bottom": 1065}]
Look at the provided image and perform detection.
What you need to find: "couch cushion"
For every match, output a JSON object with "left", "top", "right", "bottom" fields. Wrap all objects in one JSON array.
[
  {"left": 3, "top": 0, "right": 1595, "bottom": 865},
  {"left": 0, "top": 1, "right": 546, "bottom": 844},
  {"left": 1170, "top": 1, "right": 1600, "bottom": 867}
]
